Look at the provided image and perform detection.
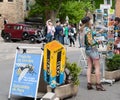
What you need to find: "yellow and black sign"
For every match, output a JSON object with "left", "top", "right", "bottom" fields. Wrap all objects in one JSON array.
[{"left": 43, "top": 40, "right": 66, "bottom": 88}]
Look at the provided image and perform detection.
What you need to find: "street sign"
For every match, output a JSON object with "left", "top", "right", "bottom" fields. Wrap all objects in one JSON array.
[
  {"left": 43, "top": 40, "right": 66, "bottom": 88},
  {"left": 8, "top": 46, "right": 43, "bottom": 100}
]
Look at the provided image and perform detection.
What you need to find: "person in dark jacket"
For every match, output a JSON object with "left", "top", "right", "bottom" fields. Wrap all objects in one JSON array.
[
  {"left": 4, "top": 17, "right": 8, "bottom": 25},
  {"left": 55, "top": 21, "right": 64, "bottom": 44}
]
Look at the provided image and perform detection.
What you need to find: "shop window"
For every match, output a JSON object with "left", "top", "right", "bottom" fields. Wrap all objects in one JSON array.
[
  {"left": 107, "top": 0, "right": 110, "bottom": 4},
  {"left": 26, "top": 0, "right": 30, "bottom": 11},
  {"left": 0, "top": 0, "right": 3, "bottom": 2},
  {"left": 8, "top": 0, "right": 13, "bottom": 2}
]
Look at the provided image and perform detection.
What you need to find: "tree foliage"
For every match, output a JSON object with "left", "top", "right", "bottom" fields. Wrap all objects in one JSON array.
[
  {"left": 29, "top": 0, "right": 68, "bottom": 19},
  {"left": 59, "top": 1, "right": 94, "bottom": 24},
  {"left": 29, "top": 0, "right": 94, "bottom": 24},
  {"left": 94, "top": 0, "right": 104, "bottom": 9}
]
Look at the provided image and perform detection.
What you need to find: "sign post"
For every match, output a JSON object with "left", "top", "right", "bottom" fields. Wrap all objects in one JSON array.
[
  {"left": 43, "top": 40, "right": 66, "bottom": 90},
  {"left": 8, "top": 46, "right": 43, "bottom": 100}
]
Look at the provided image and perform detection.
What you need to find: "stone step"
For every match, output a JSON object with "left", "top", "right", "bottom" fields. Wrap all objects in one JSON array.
[{"left": 41, "top": 92, "right": 57, "bottom": 100}]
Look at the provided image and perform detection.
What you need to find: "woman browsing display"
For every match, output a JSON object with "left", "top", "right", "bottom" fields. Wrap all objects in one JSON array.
[{"left": 81, "top": 16, "right": 106, "bottom": 91}]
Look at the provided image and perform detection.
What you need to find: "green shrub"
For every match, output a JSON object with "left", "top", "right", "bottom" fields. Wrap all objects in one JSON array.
[
  {"left": 65, "top": 61, "right": 81, "bottom": 85},
  {"left": 106, "top": 54, "right": 120, "bottom": 71}
]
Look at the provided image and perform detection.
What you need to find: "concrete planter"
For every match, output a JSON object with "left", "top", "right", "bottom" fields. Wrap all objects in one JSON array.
[
  {"left": 47, "top": 83, "right": 79, "bottom": 100},
  {"left": 105, "top": 70, "right": 120, "bottom": 81}
]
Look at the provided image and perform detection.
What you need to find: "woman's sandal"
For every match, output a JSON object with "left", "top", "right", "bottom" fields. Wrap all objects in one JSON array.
[
  {"left": 96, "top": 83, "right": 106, "bottom": 91},
  {"left": 87, "top": 83, "right": 94, "bottom": 90}
]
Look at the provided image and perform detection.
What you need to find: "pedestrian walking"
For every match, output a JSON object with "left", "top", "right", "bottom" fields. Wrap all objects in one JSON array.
[
  {"left": 81, "top": 16, "right": 106, "bottom": 91},
  {"left": 63, "top": 24, "right": 69, "bottom": 45},
  {"left": 46, "top": 19, "right": 55, "bottom": 43},
  {"left": 68, "top": 24, "right": 75, "bottom": 47},
  {"left": 113, "top": 17, "right": 120, "bottom": 54},
  {"left": 72, "top": 24, "right": 77, "bottom": 41},
  {"left": 55, "top": 20, "right": 64, "bottom": 44},
  {"left": 78, "top": 23, "right": 85, "bottom": 48},
  {"left": 4, "top": 17, "right": 8, "bottom": 25}
]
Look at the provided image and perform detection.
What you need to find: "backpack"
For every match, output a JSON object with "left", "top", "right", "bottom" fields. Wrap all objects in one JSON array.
[
  {"left": 44, "top": 25, "right": 47, "bottom": 36},
  {"left": 70, "top": 28, "right": 74, "bottom": 33},
  {"left": 84, "top": 27, "right": 98, "bottom": 46}
]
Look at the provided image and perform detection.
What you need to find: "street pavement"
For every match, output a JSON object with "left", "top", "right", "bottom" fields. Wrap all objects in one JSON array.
[{"left": 0, "top": 36, "right": 120, "bottom": 100}]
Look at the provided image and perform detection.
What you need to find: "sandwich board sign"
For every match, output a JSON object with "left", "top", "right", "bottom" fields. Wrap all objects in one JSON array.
[{"left": 8, "top": 46, "right": 43, "bottom": 100}]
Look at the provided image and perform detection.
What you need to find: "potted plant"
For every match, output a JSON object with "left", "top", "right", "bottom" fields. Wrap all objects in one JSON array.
[
  {"left": 65, "top": 61, "right": 81, "bottom": 85},
  {"left": 105, "top": 54, "right": 120, "bottom": 81},
  {"left": 47, "top": 61, "right": 81, "bottom": 99}
]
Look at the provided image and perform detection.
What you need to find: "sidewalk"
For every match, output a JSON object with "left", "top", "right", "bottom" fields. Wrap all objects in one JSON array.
[
  {"left": 66, "top": 75, "right": 120, "bottom": 100},
  {"left": 65, "top": 44, "right": 120, "bottom": 100},
  {"left": 0, "top": 37, "right": 120, "bottom": 100}
]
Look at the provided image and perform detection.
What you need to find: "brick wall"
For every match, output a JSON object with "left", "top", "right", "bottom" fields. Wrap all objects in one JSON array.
[
  {"left": 115, "top": 0, "right": 120, "bottom": 17},
  {"left": 0, "top": 0, "right": 25, "bottom": 30}
]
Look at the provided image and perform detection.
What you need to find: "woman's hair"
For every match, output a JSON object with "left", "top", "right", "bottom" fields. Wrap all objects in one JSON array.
[
  {"left": 115, "top": 17, "right": 120, "bottom": 23},
  {"left": 81, "top": 16, "right": 90, "bottom": 24}
]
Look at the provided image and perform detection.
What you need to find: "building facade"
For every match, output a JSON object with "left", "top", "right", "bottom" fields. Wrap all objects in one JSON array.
[
  {"left": 104, "top": 0, "right": 112, "bottom": 6},
  {"left": 0, "top": 0, "right": 34, "bottom": 30},
  {"left": 115, "top": 0, "right": 120, "bottom": 17},
  {"left": 104, "top": 0, "right": 120, "bottom": 17}
]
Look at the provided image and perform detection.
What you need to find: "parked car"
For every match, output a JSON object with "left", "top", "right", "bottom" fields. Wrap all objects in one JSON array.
[{"left": 1, "top": 23, "right": 45, "bottom": 43}]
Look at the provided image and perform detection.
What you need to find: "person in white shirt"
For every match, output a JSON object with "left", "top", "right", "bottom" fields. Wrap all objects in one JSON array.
[{"left": 46, "top": 19, "right": 55, "bottom": 42}]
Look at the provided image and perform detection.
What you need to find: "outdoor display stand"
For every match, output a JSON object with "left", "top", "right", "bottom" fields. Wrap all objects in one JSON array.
[
  {"left": 78, "top": 47, "right": 87, "bottom": 75},
  {"left": 94, "top": 33, "right": 115, "bottom": 85},
  {"left": 8, "top": 46, "right": 43, "bottom": 100},
  {"left": 43, "top": 40, "right": 66, "bottom": 90},
  {"left": 97, "top": 38, "right": 115, "bottom": 85},
  {"left": 100, "top": 52, "right": 115, "bottom": 85}
]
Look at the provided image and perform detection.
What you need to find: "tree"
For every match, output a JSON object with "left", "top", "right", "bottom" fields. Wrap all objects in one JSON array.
[
  {"left": 92, "top": 0, "right": 104, "bottom": 9},
  {"left": 29, "top": 0, "right": 94, "bottom": 24},
  {"left": 59, "top": 1, "right": 94, "bottom": 24},
  {"left": 29, "top": 0, "right": 69, "bottom": 23}
]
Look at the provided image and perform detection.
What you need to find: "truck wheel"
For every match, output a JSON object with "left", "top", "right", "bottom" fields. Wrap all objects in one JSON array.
[
  {"left": 4, "top": 34, "right": 11, "bottom": 42},
  {"left": 29, "top": 36, "right": 36, "bottom": 43}
]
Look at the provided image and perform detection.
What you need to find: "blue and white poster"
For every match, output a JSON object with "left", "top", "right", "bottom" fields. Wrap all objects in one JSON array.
[{"left": 10, "top": 53, "right": 42, "bottom": 98}]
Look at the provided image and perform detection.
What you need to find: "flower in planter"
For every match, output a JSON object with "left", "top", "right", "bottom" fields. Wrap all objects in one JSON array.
[{"left": 64, "top": 61, "right": 81, "bottom": 86}]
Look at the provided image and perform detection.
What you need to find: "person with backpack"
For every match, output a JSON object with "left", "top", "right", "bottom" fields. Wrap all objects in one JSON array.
[
  {"left": 55, "top": 20, "right": 64, "bottom": 44},
  {"left": 46, "top": 19, "right": 55, "bottom": 43},
  {"left": 72, "top": 24, "right": 77, "bottom": 41},
  {"left": 68, "top": 24, "right": 75, "bottom": 47},
  {"left": 81, "top": 16, "right": 106, "bottom": 91}
]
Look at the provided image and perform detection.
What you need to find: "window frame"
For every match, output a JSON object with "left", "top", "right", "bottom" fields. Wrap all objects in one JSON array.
[
  {"left": 0, "top": 0, "right": 3, "bottom": 2},
  {"left": 8, "top": 0, "right": 13, "bottom": 2},
  {"left": 107, "top": 0, "right": 110, "bottom": 4}
]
